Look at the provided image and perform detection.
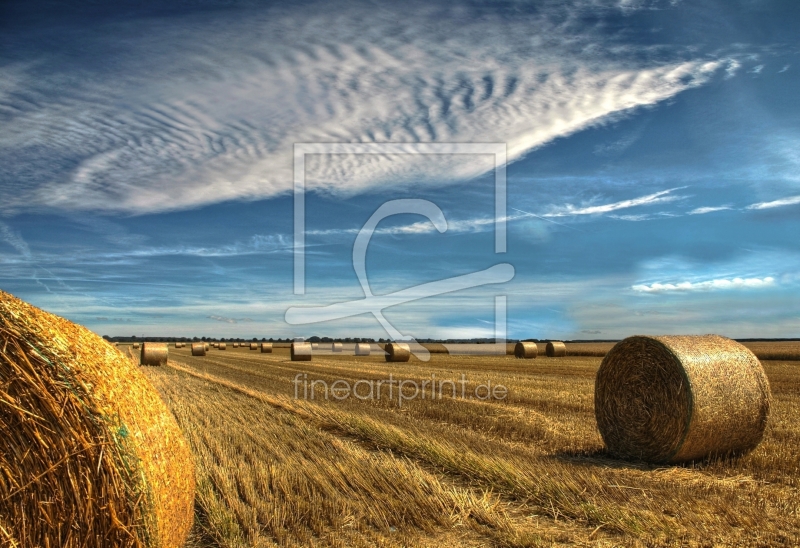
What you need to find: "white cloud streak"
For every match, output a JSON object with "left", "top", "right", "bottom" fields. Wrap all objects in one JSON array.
[
  {"left": 0, "top": 1, "right": 727, "bottom": 214},
  {"left": 746, "top": 195, "right": 800, "bottom": 210},
  {"left": 632, "top": 276, "right": 776, "bottom": 293},
  {"left": 543, "top": 187, "right": 685, "bottom": 217},
  {"left": 688, "top": 205, "right": 732, "bottom": 215}
]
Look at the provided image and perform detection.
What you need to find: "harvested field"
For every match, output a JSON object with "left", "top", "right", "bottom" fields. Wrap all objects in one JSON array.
[{"left": 145, "top": 344, "right": 800, "bottom": 547}]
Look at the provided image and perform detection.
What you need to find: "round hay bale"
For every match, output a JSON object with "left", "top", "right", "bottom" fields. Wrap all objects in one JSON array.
[
  {"left": 204, "top": 343, "right": 209, "bottom": 351},
  {"left": 218, "top": 342, "right": 227, "bottom": 350},
  {"left": 291, "top": 342, "right": 312, "bottom": 361},
  {"left": 311, "top": 342, "right": 319, "bottom": 350},
  {"left": 250, "top": 342, "right": 258, "bottom": 350},
  {"left": 514, "top": 342, "right": 538, "bottom": 359},
  {"left": 132, "top": 342, "right": 141, "bottom": 349},
  {"left": 191, "top": 342, "right": 206, "bottom": 356},
  {"left": 332, "top": 342, "right": 343, "bottom": 353},
  {"left": 261, "top": 342, "right": 273, "bottom": 353},
  {"left": 0, "top": 290, "right": 194, "bottom": 548},
  {"left": 355, "top": 343, "right": 371, "bottom": 356},
  {"left": 546, "top": 341, "right": 567, "bottom": 357},
  {"left": 594, "top": 335, "right": 771, "bottom": 463},
  {"left": 140, "top": 342, "right": 169, "bottom": 366},
  {"left": 233, "top": 342, "right": 239, "bottom": 348},
  {"left": 385, "top": 342, "right": 411, "bottom": 362}
]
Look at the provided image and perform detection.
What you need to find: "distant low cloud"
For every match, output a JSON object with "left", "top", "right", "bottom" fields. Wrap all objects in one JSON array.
[
  {"left": 632, "top": 276, "right": 776, "bottom": 293},
  {"left": 746, "top": 195, "right": 800, "bottom": 210},
  {"left": 208, "top": 315, "right": 254, "bottom": 324}
]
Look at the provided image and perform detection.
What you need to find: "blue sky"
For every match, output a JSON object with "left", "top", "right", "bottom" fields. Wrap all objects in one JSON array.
[{"left": 1, "top": 0, "right": 799, "bottom": 340}]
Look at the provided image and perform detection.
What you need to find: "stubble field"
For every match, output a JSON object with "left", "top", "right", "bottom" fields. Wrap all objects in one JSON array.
[{"left": 132, "top": 344, "right": 800, "bottom": 547}]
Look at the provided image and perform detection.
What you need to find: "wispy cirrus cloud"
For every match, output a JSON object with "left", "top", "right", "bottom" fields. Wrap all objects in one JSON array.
[
  {"left": 0, "top": 0, "right": 729, "bottom": 215},
  {"left": 632, "top": 276, "right": 776, "bottom": 293},
  {"left": 543, "top": 187, "right": 686, "bottom": 218},
  {"left": 746, "top": 195, "right": 800, "bottom": 210},
  {"left": 688, "top": 205, "right": 732, "bottom": 215}
]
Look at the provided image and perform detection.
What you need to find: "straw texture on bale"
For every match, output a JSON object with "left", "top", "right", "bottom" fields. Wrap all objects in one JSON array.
[
  {"left": 332, "top": 342, "right": 343, "bottom": 353},
  {"left": 261, "top": 342, "right": 272, "bottom": 353},
  {"left": 354, "top": 343, "right": 371, "bottom": 356},
  {"left": 140, "top": 342, "right": 169, "bottom": 366},
  {"left": 291, "top": 342, "right": 312, "bottom": 361},
  {"left": 595, "top": 335, "right": 771, "bottom": 463},
  {"left": 191, "top": 342, "right": 206, "bottom": 356},
  {"left": 385, "top": 342, "right": 411, "bottom": 362},
  {"left": 0, "top": 290, "right": 194, "bottom": 548},
  {"left": 546, "top": 341, "right": 567, "bottom": 357},
  {"left": 218, "top": 342, "right": 226, "bottom": 350},
  {"left": 514, "top": 342, "right": 538, "bottom": 359}
]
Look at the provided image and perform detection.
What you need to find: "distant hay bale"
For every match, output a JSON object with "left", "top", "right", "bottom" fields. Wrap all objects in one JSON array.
[
  {"left": 132, "top": 342, "right": 141, "bottom": 349},
  {"left": 291, "top": 342, "right": 312, "bottom": 361},
  {"left": 514, "top": 342, "right": 538, "bottom": 359},
  {"left": 355, "top": 343, "right": 371, "bottom": 356},
  {"left": 233, "top": 342, "right": 238, "bottom": 348},
  {"left": 595, "top": 335, "right": 772, "bottom": 463},
  {"left": 140, "top": 342, "right": 169, "bottom": 366},
  {"left": 385, "top": 342, "right": 411, "bottom": 362},
  {"left": 204, "top": 343, "right": 209, "bottom": 351},
  {"left": 0, "top": 290, "right": 194, "bottom": 548},
  {"left": 218, "top": 342, "right": 227, "bottom": 350},
  {"left": 546, "top": 341, "right": 567, "bottom": 357},
  {"left": 261, "top": 342, "right": 272, "bottom": 353},
  {"left": 332, "top": 342, "right": 343, "bottom": 353},
  {"left": 311, "top": 342, "right": 319, "bottom": 350},
  {"left": 191, "top": 343, "right": 206, "bottom": 356},
  {"left": 250, "top": 342, "right": 258, "bottom": 350}
]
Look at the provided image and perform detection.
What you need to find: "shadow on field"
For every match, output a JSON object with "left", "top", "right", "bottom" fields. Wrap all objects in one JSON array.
[{"left": 549, "top": 448, "right": 660, "bottom": 471}]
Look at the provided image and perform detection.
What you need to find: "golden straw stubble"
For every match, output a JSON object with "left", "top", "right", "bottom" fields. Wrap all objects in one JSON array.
[
  {"left": 594, "top": 335, "right": 771, "bottom": 463},
  {"left": 0, "top": 290, "right": 194, "bottom": 548}
]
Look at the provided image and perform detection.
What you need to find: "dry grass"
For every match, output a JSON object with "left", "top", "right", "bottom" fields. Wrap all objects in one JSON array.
[{"left": 147, "top": 345, "right": 800, "bottom": 547}]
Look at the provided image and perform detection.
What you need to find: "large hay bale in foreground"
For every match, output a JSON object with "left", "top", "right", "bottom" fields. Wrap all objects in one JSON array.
[
  {"left": 355, "top": 343, "right": 371, "bottom": 356},
  {"left": 595, "top": 335, "right": 771, "bottom": 463},
  {"left": 140, "top": 342, "right": 169, "bottom": 366},
  {"left": 291, "top": 342, "right": 312, "bottom": 361},
  {"left": 261, "top": 342, "right": 273, "bottom": 353},
  {"left": 546, "top": 341, "right": 566, "bottom": 357},
  {"left": 191, "top": 342, "right": 206, "bottom": 356},
  {"left": 385, "top": 342, "right": 411, "bottom": 362},
  {"left": 514, "top": 342, "right": 538, "bottom": 359},
  {"left": 0, "top": 290, "right": 194, "bottom": 548}
]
